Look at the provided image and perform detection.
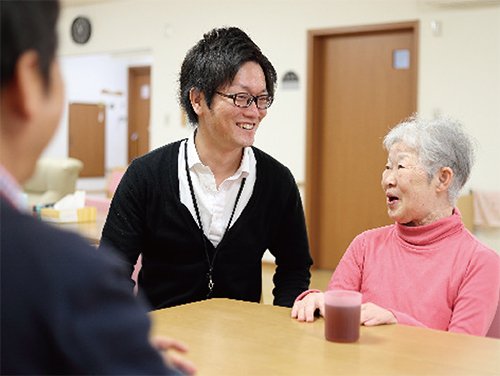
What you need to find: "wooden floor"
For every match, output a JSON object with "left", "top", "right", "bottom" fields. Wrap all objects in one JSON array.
[{"left": 261, "top": 262, "right": 332, "bottom": 305}]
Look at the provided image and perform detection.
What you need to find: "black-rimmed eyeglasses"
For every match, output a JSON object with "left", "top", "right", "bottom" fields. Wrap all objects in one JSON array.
[{"left": 216, "top": 91, "right": 273, "bottom": 110}]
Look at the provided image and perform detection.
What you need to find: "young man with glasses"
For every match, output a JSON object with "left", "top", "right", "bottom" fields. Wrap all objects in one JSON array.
[{"left": 101, "top": 27, "right": 313, "bottom": 310}]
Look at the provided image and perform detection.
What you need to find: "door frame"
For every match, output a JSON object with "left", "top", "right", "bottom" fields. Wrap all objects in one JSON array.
[{"left": 305, "top": 21, "right": 419, "bottom": 268}]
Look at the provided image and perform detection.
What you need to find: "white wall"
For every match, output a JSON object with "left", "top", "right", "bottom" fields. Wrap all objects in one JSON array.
[
  {"left": 417, "top": 4, "right": 500, "bottom": 193},
  {"left": 55, "top": 0, "right": 500, "bottom": 250},
  {"left": 45, "top": 53, "right": 152, "bottom": 167}
]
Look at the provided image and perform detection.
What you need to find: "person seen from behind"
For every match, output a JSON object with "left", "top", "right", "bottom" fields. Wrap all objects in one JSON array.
[{"left": 0, "top": 0, "right": 195, "bottom": 373}]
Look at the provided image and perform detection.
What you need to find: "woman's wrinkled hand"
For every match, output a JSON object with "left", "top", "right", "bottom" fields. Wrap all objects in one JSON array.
[
  {"left": 291, "top": 292, "right": 325, "bottom": 322},
  {"left": 360, "top": 302, "right": 397, "bottom": 326}
]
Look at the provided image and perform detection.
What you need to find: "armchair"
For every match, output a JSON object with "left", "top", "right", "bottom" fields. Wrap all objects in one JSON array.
[{"left": 23, "top": 157, "right": 83, "bottom": 207}]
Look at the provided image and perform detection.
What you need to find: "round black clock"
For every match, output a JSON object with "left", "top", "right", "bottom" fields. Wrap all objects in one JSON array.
[{"left": 71, "top": 16, "right": 92, "bottom": 44}]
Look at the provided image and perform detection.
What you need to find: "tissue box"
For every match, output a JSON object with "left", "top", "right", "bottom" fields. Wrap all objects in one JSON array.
[{"left": 40, "top": 206, "right": 97, "bottom": 223}]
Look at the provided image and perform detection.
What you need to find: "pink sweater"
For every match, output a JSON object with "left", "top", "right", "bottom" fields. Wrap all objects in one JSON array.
[{"left": 328, "top": 210, "right": 500, "bottom": 336}]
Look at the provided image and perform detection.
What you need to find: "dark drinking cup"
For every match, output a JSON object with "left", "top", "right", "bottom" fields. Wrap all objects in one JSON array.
[{"left": 324, "top": 290, "right": 362, "bottom": 343}]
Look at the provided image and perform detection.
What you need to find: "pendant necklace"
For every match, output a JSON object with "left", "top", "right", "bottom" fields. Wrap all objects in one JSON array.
[{"left": 184, "top": 139, "right": 246, "bottom": 297}]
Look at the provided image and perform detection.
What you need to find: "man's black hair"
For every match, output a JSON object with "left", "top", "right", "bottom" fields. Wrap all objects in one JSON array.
[
  {"left": 179, "top": 27, "right": 277, "bottom": 125},
  {"left": 1, "top": 0, "right": 60, "bottom": 89}
]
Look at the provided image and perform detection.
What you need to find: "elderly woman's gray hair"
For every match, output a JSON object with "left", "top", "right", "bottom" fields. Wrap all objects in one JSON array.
[{"left": 383, "top": 115, "right": 475, "bottom": 206}]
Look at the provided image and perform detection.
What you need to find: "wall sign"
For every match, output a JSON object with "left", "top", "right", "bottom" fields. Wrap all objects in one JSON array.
[
  {"left": 281, "top": 71, "right": 300, "bottom": 90},
  {"left": 393, "top": 49, "right": 410, "bottom": 70}
]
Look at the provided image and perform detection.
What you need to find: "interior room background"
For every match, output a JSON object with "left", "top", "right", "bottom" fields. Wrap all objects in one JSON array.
[{"left": 46, "top": 0, "right": 500, "bottom": 251}]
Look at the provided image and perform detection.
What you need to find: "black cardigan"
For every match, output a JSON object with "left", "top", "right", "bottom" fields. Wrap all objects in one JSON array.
[{"left": 101, "top": 141, "right": 313, "bottom": 309}]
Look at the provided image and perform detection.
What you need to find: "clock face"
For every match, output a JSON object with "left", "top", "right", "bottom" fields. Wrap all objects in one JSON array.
[{"left": 71, "top": 16, "right": 92, "bottom": 44}]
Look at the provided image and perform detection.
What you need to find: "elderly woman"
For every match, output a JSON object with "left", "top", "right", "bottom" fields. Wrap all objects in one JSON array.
[{"left": 292, "top": 116, "right": 500, "bottom": 336}]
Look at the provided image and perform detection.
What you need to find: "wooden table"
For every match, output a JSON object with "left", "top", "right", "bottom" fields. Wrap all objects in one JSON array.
[
  {"left": 150, "top": 298, "right": 500, "bottom": 375},
  {"left": 51, "top": 213, "right": 106, "bottom": 245}
]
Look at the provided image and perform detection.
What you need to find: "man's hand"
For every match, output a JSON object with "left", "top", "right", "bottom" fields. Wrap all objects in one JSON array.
[
  {"left": 151, "top": 336, "right": 197, "bottom": 375},
  {"left": 291, "top": 292, "right": 325, "bottom": 322}
]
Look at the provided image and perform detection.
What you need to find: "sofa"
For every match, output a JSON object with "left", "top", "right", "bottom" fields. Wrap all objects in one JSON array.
[{"left": 23, "top": 157, "right": 84, "bottom": 207}]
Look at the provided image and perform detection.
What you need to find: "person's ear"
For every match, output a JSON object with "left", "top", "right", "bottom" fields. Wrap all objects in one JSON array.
[
  {"left": 189, "top": 88, "right": 205, "bottom": 115},
  {"left": 8, "top": 50, "right": 44, "bottom": 121},
  {"left": 436, "top": 167, "right": 453, "bottom": 192}
]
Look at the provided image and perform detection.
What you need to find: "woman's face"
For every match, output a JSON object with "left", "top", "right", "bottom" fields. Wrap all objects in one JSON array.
[
  {"left": 381, "top": 142, "right": 442, "bottom": 226},
  {"left": 197, "top": 61, "right": 268, "bottom": 152}
]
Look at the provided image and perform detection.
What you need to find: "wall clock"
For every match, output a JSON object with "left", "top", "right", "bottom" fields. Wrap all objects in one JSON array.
[{"left": 71, "top": 16, "right": 92, "bottom": 44}]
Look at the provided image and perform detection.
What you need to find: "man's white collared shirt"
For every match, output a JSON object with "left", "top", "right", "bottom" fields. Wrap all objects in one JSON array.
[{"left": 178, "top": 134, "right": 256, "bottom": 247}]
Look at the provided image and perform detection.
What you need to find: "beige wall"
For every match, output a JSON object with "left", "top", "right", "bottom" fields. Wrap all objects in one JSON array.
[{"left": 56, "top": 0, "right": 500, "bottom": 250}]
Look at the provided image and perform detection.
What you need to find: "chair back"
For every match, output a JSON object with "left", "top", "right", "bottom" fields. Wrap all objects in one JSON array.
[
  {"left": 486, "top": 293, "right": 500, "bottom": 339},
  {"left": 106, "top": 168, "right": 126, "bottom": 198}
]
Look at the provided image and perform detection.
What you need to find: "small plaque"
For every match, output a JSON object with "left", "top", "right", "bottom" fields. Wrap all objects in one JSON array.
[
  {"left": 281, "top": 71, "right": 299, "bottom": 90},
  {"left": 393, "top": 49, "right": 410, "bottom": 70},
  {"left": 140, "top": 84, "right": 150, "bottom": 100}
]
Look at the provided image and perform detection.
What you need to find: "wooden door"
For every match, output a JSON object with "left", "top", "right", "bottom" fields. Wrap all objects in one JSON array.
[
  {"left": 68, "top": 103, "right": 105, "bottom": 177},
  {"left": 306, "top": 22, "right": 418, "bottom": 270},
  {"left": 128, "top": 66, "right": 151, "bottom": 163}
]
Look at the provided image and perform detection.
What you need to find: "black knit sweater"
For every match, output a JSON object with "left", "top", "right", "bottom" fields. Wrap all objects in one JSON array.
[{"left": 100, "top": 141, "right": 312, "bottom": 309}]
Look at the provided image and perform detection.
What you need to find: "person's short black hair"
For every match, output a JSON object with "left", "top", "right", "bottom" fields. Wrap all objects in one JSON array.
[
  {"left": 179, "top": 27, "right": 277, "bottom": 125},
  {"left": 1, "top": 0, "right": 60, "bottom": 89}
]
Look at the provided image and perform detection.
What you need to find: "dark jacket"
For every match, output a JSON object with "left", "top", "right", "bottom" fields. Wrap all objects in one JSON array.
[{"left": 0, "top": 199, "right": 179, "bottom": 375}]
